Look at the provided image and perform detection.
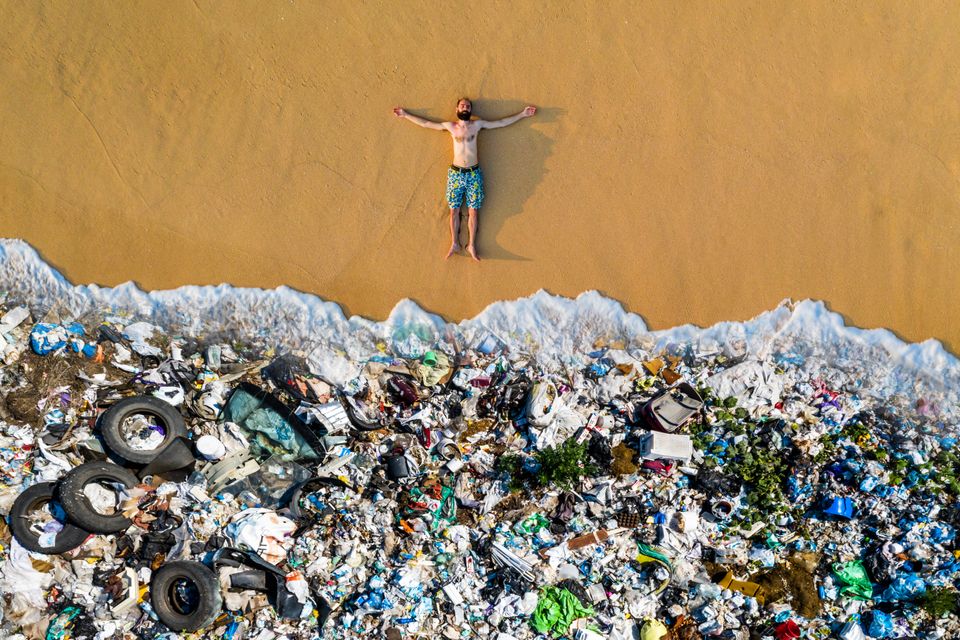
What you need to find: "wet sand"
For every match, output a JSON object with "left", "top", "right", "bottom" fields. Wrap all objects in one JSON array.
[{"left": 2, "top": 2, "right": 959, "bottom": 350}]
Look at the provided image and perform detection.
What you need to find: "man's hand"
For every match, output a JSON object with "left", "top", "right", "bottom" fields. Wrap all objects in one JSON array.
[
  {"left": 523, "top": 106, "right": 537, "bottom": 117},
  {"left": 393, "top": 107, "right": 407, "bottom": 118}
]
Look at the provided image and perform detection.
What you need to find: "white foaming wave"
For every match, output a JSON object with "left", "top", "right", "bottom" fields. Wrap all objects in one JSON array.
[{"left": 0, "top": 238, "right": 957, "bottom": 412}]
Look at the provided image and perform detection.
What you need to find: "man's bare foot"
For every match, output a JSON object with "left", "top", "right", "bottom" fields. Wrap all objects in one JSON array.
[
  {"left": 467, "top": 245, "right": 480, "bottom": 262},
  {"left": 446, "top": 243, "right": 461, "bottom": 259}
]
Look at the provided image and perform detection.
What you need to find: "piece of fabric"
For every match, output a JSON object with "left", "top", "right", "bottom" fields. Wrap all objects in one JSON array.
[
  {"left": 446, "top": 166, "right": 484, "bottom": 209},
  {"left": 531, "top": 586, "right": 594, "bottom": 636}
]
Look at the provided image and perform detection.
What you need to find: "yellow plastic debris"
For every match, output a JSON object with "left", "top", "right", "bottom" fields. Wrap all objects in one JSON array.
[
  {"left": 640, "top": 618, "right": 668, "bottom": 640},
  {"left": 642, "top": 358, "right": 665, "bottom": 376}
]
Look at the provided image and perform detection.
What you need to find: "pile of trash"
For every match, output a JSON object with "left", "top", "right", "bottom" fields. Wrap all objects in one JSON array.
[{"left": 0, "top": 300, "right": 957, "bottom": 640}]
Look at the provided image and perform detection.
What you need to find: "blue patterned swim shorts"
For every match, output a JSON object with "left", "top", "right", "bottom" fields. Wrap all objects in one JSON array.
[{"left": 446, "top": 165, "right": 484, "bottom": 209}]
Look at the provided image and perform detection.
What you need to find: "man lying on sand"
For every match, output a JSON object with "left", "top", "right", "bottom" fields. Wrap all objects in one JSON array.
[{"left": 393, "top": 98, "right": 536, "bottom": 261}]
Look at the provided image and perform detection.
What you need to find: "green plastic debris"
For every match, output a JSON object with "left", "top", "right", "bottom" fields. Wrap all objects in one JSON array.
[
  {"left": 765, "top": 532, "right": 784, "bottom": 550},
  {"left": 516, "top": 513, "right": 550, "bottom": 535},
  {"left": 635, "top": 543, "right": 673, "bottom": 595},
  {"left": 46, "top": 605, "right": 81, "bottom": 640},
  {"left": 833, "top": 560, "right": 874, "bottom": 600},
  {"left": 531, "top": 586, "right": 594, "bottom": 636},
  {"left": 403, "top": 485, "right": 457, "bottom": 532},
  {"left": 636, "top": 543, "right": 672, "bottom": 569},
  {"left": 416, "top": 350, "right": 450, "bottom": 386}
]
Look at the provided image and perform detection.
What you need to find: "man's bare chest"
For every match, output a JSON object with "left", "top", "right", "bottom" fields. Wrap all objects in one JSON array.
[{"left": 451, "top": 125, "right": 478, "bottom": 144}]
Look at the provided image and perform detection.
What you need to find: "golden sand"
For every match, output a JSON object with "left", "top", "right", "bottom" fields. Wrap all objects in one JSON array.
[{"left": 2, "top": 2, "right": 958, "bottom": 350}]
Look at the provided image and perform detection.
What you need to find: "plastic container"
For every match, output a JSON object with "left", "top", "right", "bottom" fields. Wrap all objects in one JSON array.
[{"left": 774, "top": 619, "right": 800, "bottom": 640}]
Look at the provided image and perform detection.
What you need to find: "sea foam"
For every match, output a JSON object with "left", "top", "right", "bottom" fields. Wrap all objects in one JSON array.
[{"left": 0, "top": 238, "right": 956, "bottom": 418}]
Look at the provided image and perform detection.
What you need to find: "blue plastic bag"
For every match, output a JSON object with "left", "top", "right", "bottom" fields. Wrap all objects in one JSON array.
[
  {"left": 868, "top": 610, "right": 894, "bottom": 638},
  {"left": 30, "top": 322, "right": 89, "bottom": 356},
  {"left": 30, "top": 323, "right": 67, "bottom": 355},
  {"left": 881, "top": 573, "right": 926, "bottom": 602},
  {"left": 588, "top": 359, "right": 613, "bottom": 377}
]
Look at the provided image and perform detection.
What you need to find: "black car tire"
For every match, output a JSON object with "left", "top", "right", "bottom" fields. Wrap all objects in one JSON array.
[
  {"left": 59, "top": 462, "right": 139, "bottom": 534},
  {"left": 287, "top": 478, "right": 314, "bottom": 520},
  {"left": 151, "top": 561, "right": 222, "bottom": 631},
  {"left": 100, "top": 396, "right": 187, "bottom": 465},
  {"left": 286, "top": 476, "right": 351, "bottom": 520},
  {"left": 9, "top": 482, "right": 90, "bottom": 554}
]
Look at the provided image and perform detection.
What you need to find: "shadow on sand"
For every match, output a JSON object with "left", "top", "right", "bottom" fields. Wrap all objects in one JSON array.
[{"left": 468, "top": 99, "right": 561, "bottom": 261}]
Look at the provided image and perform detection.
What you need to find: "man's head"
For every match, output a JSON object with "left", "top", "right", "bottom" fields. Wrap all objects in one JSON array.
[{"left": 456, "top": 98, "right": 472, "bottom": 121}]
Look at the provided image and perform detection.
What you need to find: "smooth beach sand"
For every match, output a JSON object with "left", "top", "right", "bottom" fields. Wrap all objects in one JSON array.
[{"left": 2, "top": 2, "right": 959, "bottom": 349}]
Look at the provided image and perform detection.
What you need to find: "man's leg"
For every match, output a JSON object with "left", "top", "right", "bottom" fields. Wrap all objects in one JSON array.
[
  {"left": 466, "top": 208, "right": 480, "bottom": 261},
  {"left": 445, "top": 168, "right": 465, "bottom": 259},
  {"left": 465, "top": 169, "right": 484, "bottom": 262},
  {"left": 446, "top": 207, "right": 461, "bottom": 259}
]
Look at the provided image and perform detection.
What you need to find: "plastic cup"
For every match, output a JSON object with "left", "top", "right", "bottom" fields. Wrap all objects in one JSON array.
[{"left": 423, "top": 350, "right": 438, "bottom": 367}]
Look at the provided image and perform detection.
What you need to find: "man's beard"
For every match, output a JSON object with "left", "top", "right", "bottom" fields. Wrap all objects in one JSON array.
[{"left": 456, "top": 110, "right": 472, "bottom": 121}]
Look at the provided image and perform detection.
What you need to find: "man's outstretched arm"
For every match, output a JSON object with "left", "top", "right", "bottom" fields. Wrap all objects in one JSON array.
[
  {"left": 393, "top": 107, "right": 448, "bottom": 131},
  {"left": 479, "top": 105, "right": 537, "bottom": 129}
]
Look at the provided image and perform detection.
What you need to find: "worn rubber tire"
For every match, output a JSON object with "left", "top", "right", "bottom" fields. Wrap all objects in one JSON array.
[
  {"left": 151, "top": 561, "right": 222, "bottom": 632},
  {"left": 59, "top": 461, "right": 139, "bottom": 534},
  {"left": 8, "top": 482, "right": 91, "bottom": 554},
  {"left": 287, "top": 478, "right": 314, "bottom": 520},
  {"left": 287, "top": 476, "right": 349, "bottom": 520},
  {"left": 100, "top": 396, "right": 187, "bottom": 465}
]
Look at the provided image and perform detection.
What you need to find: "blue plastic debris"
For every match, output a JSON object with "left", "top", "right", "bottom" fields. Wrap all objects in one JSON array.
[
  {"left": 30, "top": 322, "right": 85, "bottom": 355},
  {"left": 867, "top": 610, "right": 894, "bottom": 638},
  {"left": 927, "top": 523, "right": 954, "bottom": 544},
  {"left": 587, "top": 358, "right": 613, "bottom": 378},
  {"left": 823, "top": 496, "right": 855, "bottom": 519},
  {"left": 881, "top": 573, "right": 926, "bottom": 602}
]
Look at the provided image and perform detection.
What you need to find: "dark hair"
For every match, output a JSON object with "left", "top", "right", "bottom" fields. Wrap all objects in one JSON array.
[{"left": 456, "top": 97, "right": 472, "bottom": 108}]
